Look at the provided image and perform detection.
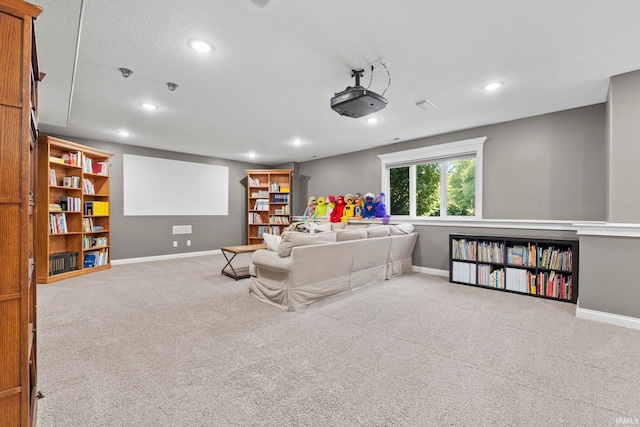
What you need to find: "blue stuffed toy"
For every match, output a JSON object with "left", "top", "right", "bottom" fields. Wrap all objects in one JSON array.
[{"left": 362, "top": 192, "right": 375, "bottom": 218}]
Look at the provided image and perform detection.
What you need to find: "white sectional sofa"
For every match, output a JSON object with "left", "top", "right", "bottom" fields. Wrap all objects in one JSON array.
[{"left": 248, "top": 224, "right": 418, "bottom": 311}]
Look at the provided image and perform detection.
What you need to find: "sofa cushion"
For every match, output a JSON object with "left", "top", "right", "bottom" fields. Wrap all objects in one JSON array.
[
  {"left": 389, "top": 223, "right": 415, "bottom": 235},
  {"left": 330, "top": 222, "right": 347, "bottom": 230},
  {"left": 335, "top": 228, "right": 368, "bottom": 241},
  {"left": 277, "top": 231, "right": 337, "bottom": 257},
  {"left": 308, "top": 221, "right": 332, "bottom": 233},
  {"left": 367, "top": 225, "right": 390, "bottom": 238},
  {"left": 345, "top": 223, "right": 369, "bottom": 229},
  {"left": 262, "top": 233, "right": 282, "bottom": 251}
]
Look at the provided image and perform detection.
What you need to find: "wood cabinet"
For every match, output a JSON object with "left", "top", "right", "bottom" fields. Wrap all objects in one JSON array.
[
  {"left": 246, "top": 169, "right": 292, "bottom": 244},
  {"left": 450, "top": 234, "right": 578, "bottom": 303},
  {"left": 37, "top": 135, "right": 113, "bottom": 283},
  {"left": 0, "top": 0, "right": 42, "bottom": 425}
]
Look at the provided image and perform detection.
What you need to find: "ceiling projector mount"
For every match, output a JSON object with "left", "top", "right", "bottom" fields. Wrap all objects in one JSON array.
[{"left": 331, "top": 67, "right": 388, "bottom": 118}]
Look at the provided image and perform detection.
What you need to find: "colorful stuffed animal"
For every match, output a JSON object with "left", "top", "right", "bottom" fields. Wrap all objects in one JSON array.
[
  {"left": 354, "top": 192, "right": 364, "bottom": 219},
  {"left": 326, "top": 195, "right": 336, "bottom": 217},
  {"left": 315, "top": 196, "right": 327, "bottom": 217},
  {"left": 374, "top": 192, "right": 389, "bottom": 223},
  {"left": 362, "top": 192, "right": 375, "bottom": 218},
  {"left": 330, "top": 195, "right": 345, "bottom": 222},
  {"left": 303, "top": 196, "right": 317, "bottom": 220},
  {"left": 342, "top": 193, "right": 355, "bottom": 220}
]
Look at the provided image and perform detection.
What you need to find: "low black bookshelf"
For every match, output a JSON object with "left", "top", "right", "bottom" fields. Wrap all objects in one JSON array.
[{"left": 449, "top": 234, "right": 578, "bottom": 304}]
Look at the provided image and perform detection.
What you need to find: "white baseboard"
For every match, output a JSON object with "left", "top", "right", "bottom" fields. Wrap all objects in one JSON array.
[
  {"left": 576, "top": 307, "right": 640, "bottom": 331},
  {"left": 112, "top": 250, "right": 221, "bottom": 265},
  {"left": 412, "top": 265, "right": 449, "bottom": 277}
]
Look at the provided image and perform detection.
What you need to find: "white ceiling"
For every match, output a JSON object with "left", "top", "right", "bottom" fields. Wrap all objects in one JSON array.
[{"left": 33, "top": 0, "right": 640, "bottom": 165}]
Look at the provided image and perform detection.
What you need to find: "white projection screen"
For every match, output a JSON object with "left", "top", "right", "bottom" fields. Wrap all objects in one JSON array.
[{"left": 123, "top": 154, "right": 229, "bottom": 216}]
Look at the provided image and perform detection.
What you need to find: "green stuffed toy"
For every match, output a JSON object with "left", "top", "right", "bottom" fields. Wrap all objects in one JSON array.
[{"left": 315, "top": 196, "right": 327, "bottom": 217}]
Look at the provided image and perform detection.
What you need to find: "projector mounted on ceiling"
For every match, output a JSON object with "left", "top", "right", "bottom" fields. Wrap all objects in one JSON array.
[{"left": 331, "top": 69, "right": 388, "bottom": 118}]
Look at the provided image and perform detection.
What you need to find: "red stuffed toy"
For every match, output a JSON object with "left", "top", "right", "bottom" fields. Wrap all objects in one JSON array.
[{"left": 330, "top": 195, "right": 345, "bottom": 223}]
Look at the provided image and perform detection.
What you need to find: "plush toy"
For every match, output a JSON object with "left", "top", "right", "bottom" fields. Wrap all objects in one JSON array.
[
  {"left": 362, "top": 192, "right": 375, "bottom": 218},
  {"left": 303, "top": 196, "right": 317, "bottom": 220},
  {"left": 330, "top": 195, "right": 345, "bottom": 223},
  {"left": 326, "top": 195, "right": 336, "bottom": 217},
  {"left": 342, "top": 193, "right": 355, "bottom": 220},
  {"left": 354, "top": 192, "right": 364, "bottom": 219},
  {"left": 315, "top": 196, "right": 327, "bottom": 217},
  {"left": 374, "top": 192, "right": 390, "bottom": 224}
]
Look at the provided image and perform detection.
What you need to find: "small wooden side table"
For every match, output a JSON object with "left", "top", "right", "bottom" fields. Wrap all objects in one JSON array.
[{"left": 220, "top": 244, "right": 267, "bottom": 280}]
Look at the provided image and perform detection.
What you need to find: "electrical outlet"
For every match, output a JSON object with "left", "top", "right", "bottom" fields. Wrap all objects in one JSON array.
[
  {"left": 173, "top": 241, "right": 178, "bottom": 247},
  {"left": 187, "top": 240, "right": 191, "bottom": 246}
]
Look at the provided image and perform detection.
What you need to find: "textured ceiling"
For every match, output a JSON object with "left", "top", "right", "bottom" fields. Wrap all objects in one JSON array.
[{"left": 33, "top": 0, "right": 640, "bottom": 165}]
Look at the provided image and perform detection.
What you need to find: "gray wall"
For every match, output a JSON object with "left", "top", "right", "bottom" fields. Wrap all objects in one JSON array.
[
  {"left": 579, "top": 235, "right": 640, "bottom": 319},
  {"left": 607, "top": 69, "right": 640, "bottom": 223},
  {"left": 50, "top": 135, "right": 265, "bottom": 260},
  {"left": 299, "top": 104, "right": 606, "bottom": 221}
]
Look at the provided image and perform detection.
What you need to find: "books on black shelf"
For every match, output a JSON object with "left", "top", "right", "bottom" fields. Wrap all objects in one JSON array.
[{"left": 452, "top": 261, "right": 476, "bottom": 284}]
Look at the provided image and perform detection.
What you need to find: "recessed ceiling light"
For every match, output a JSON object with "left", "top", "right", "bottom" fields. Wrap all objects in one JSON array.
[
  {"left": 483, "top": 81, "right": 503, "bottom": 91},
  {"left": 366, "top": 117, "right": 379, "bottom": 124},
  {"left": 188, "top": 39, "right": 214, "bottom": 53},
  {"left": 117, "top": 130, "right": 130, "bottom": 137},
  {"left": 292, "top": 139, "right": 302, "bottom": 146},
  {"left": 140, "top": 103, "right": 158, "bottom": 110},
  {"left": 248, "top": 151, "right": 256, "bottom": 158}
]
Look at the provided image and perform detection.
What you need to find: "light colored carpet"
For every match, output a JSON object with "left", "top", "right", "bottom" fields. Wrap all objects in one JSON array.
[{"left": 36, "top": 255, "right": 640, "bottom": 426}]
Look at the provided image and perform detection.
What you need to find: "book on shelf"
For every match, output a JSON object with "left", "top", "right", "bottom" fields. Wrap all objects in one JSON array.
[
  {"left": 269, "top": 215, "right": 289, "bottom": 224},
  {"left": 49, "top": 203, "right": 62, "bottom": 212},
  {"left": 49, "top": 212, "right": 68, "bottom": 234},
  {"left": 49, "top": 155, "right": 65, "bottom": 164},
  {"left": 253, "top": 199, "right": 268, "bottom": 210},
  {"left": 92, "top": 161, "right": 109, "bottom": 176},
  {"left": 251, "top": 190, "right": 269, "bottom": 198},
  {"left": 269, "top": 226, "right": 282, "bottom": 235},
  {"left": 256, "top": 225, "right": 268, "bottom": 238},
  {"left": 83, "top": 178, "right": 95, "bottom": 194},
  {"left": 49, "top": 169, "right": 57, "bottom": 185},
  {"left": 49, "top": 252, "right": 79, "bottom": 276},
  {"left": 63, "top": 175, "right": 81, "bottom": 188},
  {"left": 452, "top": 239, "right": 477, "bottom": 261},
  {"left": 83, "top": 235, "right": 107, "bottom": 249},
  {"left": 82, "top": 155, "right": 93, "bottom": 174},
  {"left": 269, "top": 182, "right": 281, "bottom": 192},
  {"left": 82, "top": 217, "right": 94, "bottom": 232},
  {"left": 452, "top": 261, "right": 476, "bottom": 284},
  {"left": 59, "top": 196, "right": 81, "bottom": 212},
  {"left": 248, "top": 212, "right": 264, "bottom": 224},
  {"left": 84, "top": 201, "right": 109, "bottom": 216},
  {"left": 83, "top": 248, "right": 108, "bottom": 268},
  {"left": 248, "top": 177, "right": 262, "bottom": 187},
  {"left": 62, "top": 151, "right": 81, "bottom": 167},
  {"left": 478, "top": 241, "right": 504, "bottom": 263}
]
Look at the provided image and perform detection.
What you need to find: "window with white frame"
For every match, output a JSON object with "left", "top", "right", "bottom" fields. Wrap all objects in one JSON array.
[{"left": 378, "top": 137, "right": 486, "bottom": 219}]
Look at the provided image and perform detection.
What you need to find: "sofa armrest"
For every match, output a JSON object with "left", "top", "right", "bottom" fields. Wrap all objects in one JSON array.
[{"left": 251, "top": 249, "right": 294, "bottom": 273}]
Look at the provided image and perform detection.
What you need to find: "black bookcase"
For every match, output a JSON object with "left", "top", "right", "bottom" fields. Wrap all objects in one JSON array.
[{"left": 449, "top": 234, "right": 579, "bottom": 304}]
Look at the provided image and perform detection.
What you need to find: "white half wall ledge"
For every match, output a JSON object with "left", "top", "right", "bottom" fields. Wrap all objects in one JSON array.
[
  {"left": 574, "top": 222, "right": 640, "bottom": 238},
  {"left": 576, "top": 307, "right": 640, "bottom": 331},
  {"left": 111, "top": 250, "right": 221, "bottom": 265}
]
